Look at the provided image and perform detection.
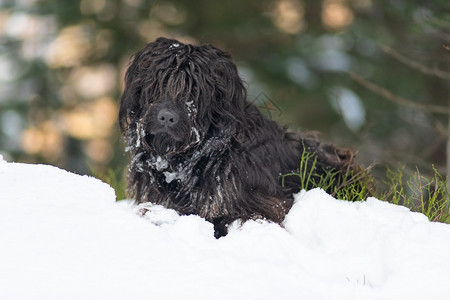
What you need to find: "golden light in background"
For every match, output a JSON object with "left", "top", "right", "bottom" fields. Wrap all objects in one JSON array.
[
  {"left": 22, "top": 128, "right": 44, "bottom": 154},
  {"left": 272, "top": 0, "right": 306, "bottom": 34},
  {"left": 0, "top": 11, "right": 57, "bottom": 60},
  {"left": 138, "top": 19, "right": 168, "bottom": 42},
  {"left": 80, "top": 0, "right": 106, "bottom": 15},
  {"left": 150, "top": 2, "right": 187, "bottom": 26},
  {"left": 137, "top": 20, "right": 196, "bottom": 49},
  {"left": 138, "top": 2, "right": 189, "bottom": 41},
  {"left": 84, "top": 139, "right": 113, "bottom": 163},
  {"left": 61, "top": 97, "right": 117, "bottom": 140},
  {"left": 352, "top": 0, "right": 372, "bottom": 10},
  {"left": 70, "top": 64, "right": 117, "bottom": 99},
  {"left": 0, "top": 11, "right": 8, "bottom": 33},
  {"left": 45, "top": 25, "right": 92, "bottom": 68},
  {"left": 123, "top": 0, "right": 144, "bottom": 7},
  {"left": 21, "top": 121, "right": 64, "bottom": 161},
  {"left": 322, "top": 0, "right": 354, "bottom": 30},
  {"left": 93, "top": 29, "right": 114, "bottom": 58},
  {"left": 2, "top": 11, "right": 36, "bottom": 39},
  {"left": 80, "top": 0, "right": 117, "bottom": 21}
]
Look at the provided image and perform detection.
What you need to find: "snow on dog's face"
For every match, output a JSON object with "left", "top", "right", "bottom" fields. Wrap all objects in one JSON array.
[
  {"left": 119, "top": 37, "right": 247, "bottom": 158},
  {"left": 139, "top": 95, "right": 198, "bottom": 156}
]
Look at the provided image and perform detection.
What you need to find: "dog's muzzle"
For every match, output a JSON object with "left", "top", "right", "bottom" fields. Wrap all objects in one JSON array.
[{"left": 157, "top": 108, "right": 179, "bottom": 128}]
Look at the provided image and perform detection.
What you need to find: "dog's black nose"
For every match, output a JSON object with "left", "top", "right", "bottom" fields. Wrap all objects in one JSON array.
[{"left": 157, "top": 109, "right": 179, "bottom": 127}]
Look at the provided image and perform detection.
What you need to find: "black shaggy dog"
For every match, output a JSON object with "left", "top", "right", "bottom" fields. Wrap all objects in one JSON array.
[{"left": 119, "top": 37, "right": 355, "bottom": 238}]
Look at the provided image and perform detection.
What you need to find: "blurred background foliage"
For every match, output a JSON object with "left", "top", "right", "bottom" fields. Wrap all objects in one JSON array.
[{"left": 0, "top": 0, "right": 449, "bottom": 189}]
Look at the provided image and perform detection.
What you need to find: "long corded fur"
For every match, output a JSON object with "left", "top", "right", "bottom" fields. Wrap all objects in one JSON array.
[{"left": 119, "top": 37, "right": 355, "bottom": 237}]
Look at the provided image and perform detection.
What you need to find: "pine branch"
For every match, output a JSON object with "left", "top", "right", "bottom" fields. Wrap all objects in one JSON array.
[
  {"left": 382, "top": 46, "right": 450, "bottom": 80},
  {"left": 349, "top": 72, "right": 450, "bottom": 115}
]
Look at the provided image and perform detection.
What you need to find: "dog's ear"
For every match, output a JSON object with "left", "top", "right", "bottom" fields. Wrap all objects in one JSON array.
[
  {"left": 119, "top": 47, "right": 147, "bottom": 134},
  {"left": 196, "top": 45, "right": 248, "bottom": 132}
]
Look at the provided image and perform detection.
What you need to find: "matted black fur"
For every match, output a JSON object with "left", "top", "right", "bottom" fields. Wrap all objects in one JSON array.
[{"left": 119, "top": 37, "right": 355, "bottom": 238}]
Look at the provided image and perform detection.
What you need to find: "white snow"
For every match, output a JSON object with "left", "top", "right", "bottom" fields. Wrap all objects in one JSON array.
[
  {"left": 1, "top": 160, "right": 450, "bottom": 299},
  {"left": 169, "top": 43, "right": 180, "bottom": 50},
  {"left": 163, "top": 170, "right": 184, "bottom": 183},
  {"left": 185, "top": 100, "right": 194, "bottom": 109},
  {"left": 151, "top": 155, "right": 169, "bottom": 171},
  {"left": 191, "top": 126, "right": 201, "bottom": 143},
  {"left": 186, "top": 99, "right": 198, "bottom": 118}
]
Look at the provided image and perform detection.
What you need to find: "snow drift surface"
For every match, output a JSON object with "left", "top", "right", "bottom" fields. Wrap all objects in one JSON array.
[{"left": 1, "top": 158, "right": 450, "bottom": 300}]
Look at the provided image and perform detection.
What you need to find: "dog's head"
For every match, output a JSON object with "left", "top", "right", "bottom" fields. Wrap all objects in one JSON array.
[{"left": 119, "top": 37, "right": 247, "bottom": 157}]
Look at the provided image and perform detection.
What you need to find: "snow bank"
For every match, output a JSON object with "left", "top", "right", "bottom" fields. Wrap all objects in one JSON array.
[{"left": 1, "top": 161, "right": 450, "bottom": 300}]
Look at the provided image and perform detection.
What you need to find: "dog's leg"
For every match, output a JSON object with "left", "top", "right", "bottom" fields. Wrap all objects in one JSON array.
[{"left": 212, "top": 216, "right": 234, "bottom": 238}]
